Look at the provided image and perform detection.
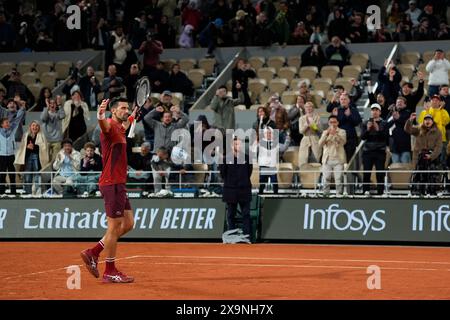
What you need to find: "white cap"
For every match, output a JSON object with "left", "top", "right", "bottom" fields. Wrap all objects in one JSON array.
[{"left": 370, "top": 103, "right": 381, "bottom": 110}]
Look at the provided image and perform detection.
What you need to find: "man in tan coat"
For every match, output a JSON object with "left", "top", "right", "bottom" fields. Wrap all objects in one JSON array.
[{"left": 319, "top": 115, "right": 347, "bottom": 196}]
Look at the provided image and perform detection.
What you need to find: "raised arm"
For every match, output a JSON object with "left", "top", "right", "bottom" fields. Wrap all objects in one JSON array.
[{"left": 97, "top": 99, "right": 111, "bottom": 134}]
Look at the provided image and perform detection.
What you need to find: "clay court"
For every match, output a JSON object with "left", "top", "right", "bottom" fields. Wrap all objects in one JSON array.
[{"left": 1, "top": 242, "right": 449, "bottom": 300}]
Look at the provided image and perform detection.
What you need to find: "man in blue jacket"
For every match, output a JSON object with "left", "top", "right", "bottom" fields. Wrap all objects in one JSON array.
[{"left": 0, "top": 104, "right": 25, "bottom": 196}]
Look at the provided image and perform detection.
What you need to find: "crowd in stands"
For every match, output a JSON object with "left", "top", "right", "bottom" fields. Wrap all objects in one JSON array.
[
  {"left": 0, "top": 1, "right": 449, "bottom": 54},
  {"left": 1, "top": 1, "right": 450, "bottom": 198}
]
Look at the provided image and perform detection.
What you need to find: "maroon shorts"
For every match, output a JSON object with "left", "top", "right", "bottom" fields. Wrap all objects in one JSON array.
[{"left": 99, "top": 184, "right": 131, "bottom": 218}]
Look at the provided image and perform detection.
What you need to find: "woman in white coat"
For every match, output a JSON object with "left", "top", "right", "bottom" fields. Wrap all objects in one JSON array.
[
  {"left": 298, "top": 102, "right": 322, "bottom": 166},
  {"left": 62, "top": 86, "right": 90, "bottom": 142},
  {"left": 14, "top": 121, "right": 49, "bottom": 195}
]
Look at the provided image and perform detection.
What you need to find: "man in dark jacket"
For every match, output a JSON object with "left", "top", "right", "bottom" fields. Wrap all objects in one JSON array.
[
  {"left": 332, "top": 93, "right": 362, "bottom": 162},
  {"left": 128, "top": 141, "right": 153, "bottom": 191},
  {"left": 387, "top": 97, "right": 412, "bottom": 163},
  {"left": 219, "top": 138, "right": 253, "bottom": 241},
  {"left": 400, "top": 71, "right": 424, "bottom": 114},
  {"left": 1, "top": 70, "right": 35, "bottom": 107},
  {"left": 79, "top": 66, "right": 101, "bottom": 109},
  {"left": 167, "top": 63, "right": 194, "bottom": 97},
  {"left": 301, "top": 40, "right": 326, "bottom": 70},
  {"left": 377, "top": 63, "right": 401, "bottom": 107},
  {"left": 361, "top": 104, "right": 389, "bottom": 195},
  {"left": 231, "top": 59, "right": 256, "bottom": 108},
  {"left": 325, "top": 36, "right": 349, "bottom": 71},
  {"left": 149, "top": 61, "right": 169, "bottom": 94}
]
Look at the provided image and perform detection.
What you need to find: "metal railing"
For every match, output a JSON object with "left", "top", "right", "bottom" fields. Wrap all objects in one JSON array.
[{"left": 1, "top": 167, "right": 449, "bottom": 198}]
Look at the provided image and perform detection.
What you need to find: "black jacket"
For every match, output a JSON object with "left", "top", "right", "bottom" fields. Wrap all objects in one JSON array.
[
  {"left": 361, "top": 119, "right": 389, "bottom": 152},
  {"left": 401, "top": 81, "right": 424, "bottom": 114},
  {"left": 377, "top": 66, "right": 401, "bottom": 106},
  {"left": 387, "top": 108, "right": 411, "bottom": 153},
  {"left": 129, "top": 152, "right": 152, "bottom": 171},
  {"left": 79, "top": 153, "right": 103, "bottom": 175},
  {"left": 219, "top": 156, "right": 253, "bottom": 204}
]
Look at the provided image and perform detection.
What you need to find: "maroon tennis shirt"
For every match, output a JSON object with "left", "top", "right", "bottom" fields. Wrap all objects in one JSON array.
[{"left": 99, "top": 118, "right": 128, "bottom": 186}]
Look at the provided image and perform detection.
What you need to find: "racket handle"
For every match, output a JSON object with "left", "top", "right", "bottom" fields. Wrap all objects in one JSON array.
[{"left": 128, "top": 120, "right": 137, "bottom": 138}]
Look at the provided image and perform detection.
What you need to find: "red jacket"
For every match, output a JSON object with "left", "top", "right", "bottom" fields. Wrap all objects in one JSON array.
[
  {"left": 182, "top": 8, "right": 202, "bottom": 31},
  {"left": 138, "top": 40, "right": 163, "bottom": 68}
]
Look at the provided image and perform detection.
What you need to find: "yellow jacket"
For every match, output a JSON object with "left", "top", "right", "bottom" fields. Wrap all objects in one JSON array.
[{"left": 418, "top": 107, "right": 450, "bottom": 142}]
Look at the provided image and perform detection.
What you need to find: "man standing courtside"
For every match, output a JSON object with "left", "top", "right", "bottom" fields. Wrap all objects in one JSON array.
[{"left": 81, "top": 98, "right": 136, "bottom": 283}]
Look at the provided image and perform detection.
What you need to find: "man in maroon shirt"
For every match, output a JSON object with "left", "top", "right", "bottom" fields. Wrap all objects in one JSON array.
[
  {"left": 81, "top": 97, "right": 136, "bottom": 283},
  {"left": 138, "top": 32, "right": 164, "bottom": 79}
]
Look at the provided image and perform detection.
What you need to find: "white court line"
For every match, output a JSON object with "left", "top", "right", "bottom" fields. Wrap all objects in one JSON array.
[
  {"left": 3, "top": 255, "right": 141, "bottom": 280},
  {"left": 4, "top": 254, "right": 449, "bottom": 280},
  {"left": 120, "top": 261, "right": 440, "bottom": 272},
  {"left": 130, "top": 254, "right": 450, "bottom": 266}
]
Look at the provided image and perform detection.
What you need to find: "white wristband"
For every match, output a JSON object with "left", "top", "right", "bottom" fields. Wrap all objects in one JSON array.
[{"left": 97, "top": 112, "right": 106, "bottom": 120}]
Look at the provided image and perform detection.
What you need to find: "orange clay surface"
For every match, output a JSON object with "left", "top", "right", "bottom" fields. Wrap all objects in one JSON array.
[{"left": 0, "top": 242, "right": 449, "bottom": 300}]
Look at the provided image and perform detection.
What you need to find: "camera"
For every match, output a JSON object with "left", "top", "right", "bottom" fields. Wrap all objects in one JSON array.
[{"left": 419, "top": 149, "right": 433, "bottom": 160}]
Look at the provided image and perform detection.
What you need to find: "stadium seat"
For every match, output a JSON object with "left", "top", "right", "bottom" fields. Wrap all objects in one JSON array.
[
  {"left": 226, "top": 79, "right": 233, "bottom": 91},
  {"left": 179, "top": 58, "right": 197, "bottom": 72},
  {"left": 417, "top": 63, "right": 427, "bottom": 74},
  {"left": 161, "top": 59, "right": 177, "bottom": 72},
  {"left": 28, "top": 83, "right": 43, "bottom": 100},
  {"left": 326, "top": 90, "right": 335, "bottom": 102},
  {"left": 0, "top": 62, "right": 15, "bottom": 77},
  {"left": 54, "top": 61, "right": 72, "bottom": 79},
  {"left": 250, "top": 164, "right": 260, "bottom": 188},
  {"left": 94, "top": 71, "right": 104, "bottom": 83},
  {"left": 268, "top": 78, "right": 289, "bottom": 94},
  {"left": 287, "top": 56, "right": 301, "bottom": 69},
  {"left": 334, "top": 77, "right": 353, "bottom": 92},
  {"left": 282, "top": 146, "right": 300, "bottom": 169},
  {"left": 281, "top": 91, "right": 298, "bottom": 105},
  {"left": 259, "top": 91, "right": 272, "bottom": 104},
  {"left": 342, "top": 65, "right": 362, "bottom": 79},
  {"left": 257, "top": 67, "right": 276, "bottom": 83},
  {"left": 311, "top": 90, "right": 325, "bottom": 107},
  {"left": 422, "top": 51, "right": 435, "bottom": 64},
  {"left": 248, "top": 78, "right": 266, "bottom": 103},
  {"left": 277, "top": 163, "right": 294, "bottom": 188},
  {"left": 267, "top": 56, "right": 286, "bottom": 72},
  {"left": 40, "top": 72, "right": 58, "bottom": 89},
  {"left": 277, "top": 66, "right": 297, "bottom": 82},
  {"left": 320, "top": 65, "right": 340, "bottom": 82},
  {"left": 188, "top": 68, "right": 205, "bottom": 89},
  {"left": 249, "top": 104, "right": 262, "bottom": 110},
  {"left": 350, "top": 53, "right": 369, "bottom": 70},
  {"left": 299, "top": 163, "right": 322, "bottom": 189},
  {"left": 299, "top": 66, "right": 318, "bottom": 83},
  {"left": 397, "top": 64, "right": 415, "bottom": 79},
  {"left": 388, "top": 163, "right": 413, "bottom": 190},
  {"left": 313, "top": 78, "right": 332, "bottom": 93},
  {"left": 21, "top": 72, "right": 38, "bottom": 86},
  {"left": 171, "top": 92, "right": 184, "bottom": 106},
  {"left": 401, "top": 51, "right": 420, "bottom": 65},
  {"left": 248, "top": 56, "right": 265, "bottom": 70},
  {"left": 198, "top": 58, "right": 216, "bottom": 76},
  {"left": 17, "top": 61, "right": 34, "bottom": 74},
  {"left": 35, "top": 61, "right": 54, "bottom": 75}
]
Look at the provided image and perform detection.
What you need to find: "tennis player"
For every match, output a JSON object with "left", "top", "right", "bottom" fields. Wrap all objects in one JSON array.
[{"left": 81, "top": 98, "right": 136, "bottom": 283}]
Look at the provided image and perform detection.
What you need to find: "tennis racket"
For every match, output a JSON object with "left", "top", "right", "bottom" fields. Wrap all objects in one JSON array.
[{"left": 128, "top": 76, "right": 151, "bottom": 138}]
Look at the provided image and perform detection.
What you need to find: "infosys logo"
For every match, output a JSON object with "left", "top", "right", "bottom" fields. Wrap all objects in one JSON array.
[{"left": 303, "top": 203, "right": 386, "bottom": 236}]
